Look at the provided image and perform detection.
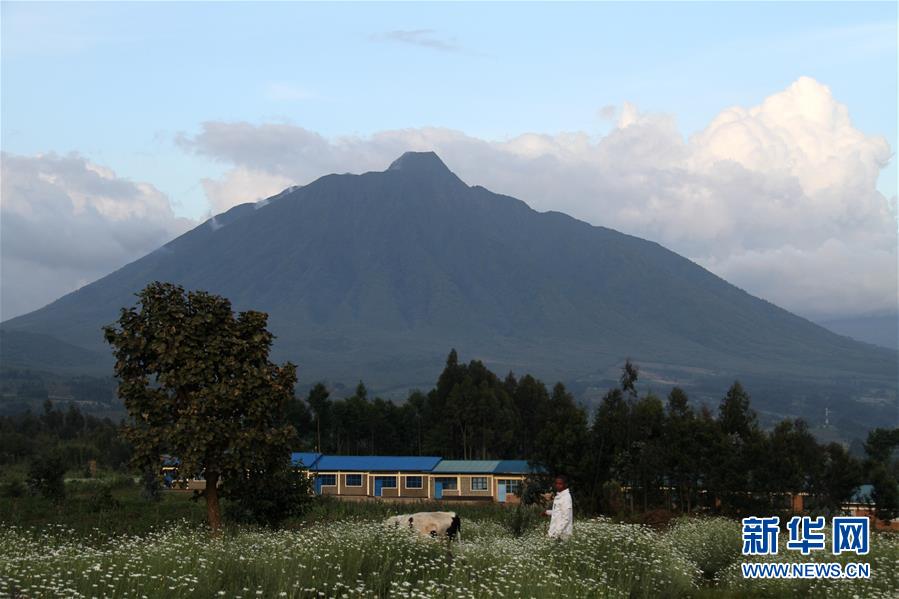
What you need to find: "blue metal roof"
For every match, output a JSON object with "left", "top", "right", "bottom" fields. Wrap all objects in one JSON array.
[
  {"left": 313, "top": 455, "right": 442, "bottom": 472},
  {"left": 495, "top": 460, "right": 543, "bottom": 474},
  {"left": 426, "top": 459, "right": 542, "bottom": 474},
  {"left": 432, "top": 460, "right": 502, "bottom": 473},
  {"left": 291, "top": 452, "right": 323, "bottom": 468}
]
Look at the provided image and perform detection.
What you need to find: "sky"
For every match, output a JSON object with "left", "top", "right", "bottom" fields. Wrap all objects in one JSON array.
[{"left": 2, "top": 1, "right": 897, "bottom": 323}]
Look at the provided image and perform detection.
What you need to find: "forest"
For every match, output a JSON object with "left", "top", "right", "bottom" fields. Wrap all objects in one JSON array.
[{"left": 5, "top": 349, "right": 896, "bottom": 521}]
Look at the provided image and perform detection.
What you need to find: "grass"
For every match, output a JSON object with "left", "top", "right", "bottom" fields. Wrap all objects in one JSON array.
[
  {"left": 1, "top": 484, "right": 897, "bottom": 597},
  {"left": 0, "top": 518, "right": 699, "bottom": 598},
  {"left": 1, "top": 477, "right": 206, "bottom": 538}
]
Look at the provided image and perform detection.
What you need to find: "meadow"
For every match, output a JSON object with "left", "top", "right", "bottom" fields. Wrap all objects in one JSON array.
[{"left": 2, "top": 486, "right": 898, "bottom": 598}]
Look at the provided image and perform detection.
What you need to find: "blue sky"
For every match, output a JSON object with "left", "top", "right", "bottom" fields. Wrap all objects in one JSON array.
[
  {"left": 1, "top": 2, "right": 897, "bottom": 321},
  {"left": 3, "top": 2, "right": 896, "bottom": 219}
]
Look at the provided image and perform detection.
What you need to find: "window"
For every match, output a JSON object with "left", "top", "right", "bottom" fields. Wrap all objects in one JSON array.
[
  {"left": 345, "top": 474, "right": 362, "bottom": 487},
  {"left": 471, "top": 477, "right": 489, "bottom": 491},
  {"left": 375, "top": 476, "right": 397, "bottom": 488},
  {"left": 498, "top": 479, "right": 522, "bottom": 495},
  {"left": 405, "top": 476, "right": 423, "bottom": 489},
  {"left": 436, "top": 477, "right": 458, "bottom": 490},
  {"left": 317, "top": 474, "right": 336, "bottom": 486}
]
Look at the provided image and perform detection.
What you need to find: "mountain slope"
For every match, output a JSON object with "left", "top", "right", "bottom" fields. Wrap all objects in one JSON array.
[
  {"left": 818, "top": 314, "right": 899, "bottom": 350},
  {"left": 3, "top": 152, "right": 896, "bottom": 429}
]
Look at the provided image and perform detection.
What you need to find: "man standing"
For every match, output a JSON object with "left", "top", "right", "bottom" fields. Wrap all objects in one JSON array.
[{"left": 543, "top": 475, "right": 573, "bottom": 540}]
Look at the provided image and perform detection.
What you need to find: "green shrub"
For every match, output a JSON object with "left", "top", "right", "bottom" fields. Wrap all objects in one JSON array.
[
  {"left": 502, "top": 502, "right": 542, "bottom": 537},
  {"left": 0, "top": 476, "right": 25, "bottom": 498},
  {"left": 602, "top": 479, "right": 625, "bottom": 515},
  {"left": 664, "top": 516, "right": 742, "bottom": 579},
  {"left": 88, "top": 485, "right": 121, "bottom": 512},
  {"left": 224, "top": 466, "right": 313, "bottom": 527},
  {"left": 27, "top": 452, "right": 66, "bottom": 502}
]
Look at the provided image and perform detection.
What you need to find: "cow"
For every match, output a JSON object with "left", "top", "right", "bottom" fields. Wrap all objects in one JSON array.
[{"left": 385, "top": 511, "right": 461, "bottom": 540}]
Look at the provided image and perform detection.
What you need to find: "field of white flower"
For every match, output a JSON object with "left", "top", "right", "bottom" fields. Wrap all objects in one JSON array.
[{"left": 1, "top": 515, "right": 896, "bottom": 598}]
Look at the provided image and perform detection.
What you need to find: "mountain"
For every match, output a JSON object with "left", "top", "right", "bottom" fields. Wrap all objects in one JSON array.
[
  {"left": 2, "top": 152, "right": 896, "bottom": 433},
  {"left": 0, "top": 330, "right": 109, "bottom": 375}
]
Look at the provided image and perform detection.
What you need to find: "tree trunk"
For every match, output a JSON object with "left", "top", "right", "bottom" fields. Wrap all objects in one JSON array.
[
  {"left": 206, "top": 470, "right": 222, "bottom": 535},
  {"left": 460, "top": 424, "right": 467, "bottom": 460},
  {"left": 316, "top": 416, "right": 321, "bottom": 453}
]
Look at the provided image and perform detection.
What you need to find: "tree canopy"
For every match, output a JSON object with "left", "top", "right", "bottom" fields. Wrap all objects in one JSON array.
[{"left": 103, "top": 282, "right": 297, "bottom": 532}]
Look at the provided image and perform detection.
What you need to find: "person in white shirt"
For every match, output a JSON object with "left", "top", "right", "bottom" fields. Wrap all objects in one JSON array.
[{"left": 543, "top": 475, "right": 573, "bottom": 540}]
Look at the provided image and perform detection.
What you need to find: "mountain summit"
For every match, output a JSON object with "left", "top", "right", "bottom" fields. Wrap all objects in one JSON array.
[
  {"left": 388, "top": 150, "right": 451, "bottom": 173},
  {"left": 3, "top": 152, "right": 896, "bottom": 429},
  {"left": 387, "top": 150, "right": 465, "bottom": 188}
]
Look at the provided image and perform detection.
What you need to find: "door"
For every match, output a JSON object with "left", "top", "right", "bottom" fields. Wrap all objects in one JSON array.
[
  {"left": 497, "top": 481, "right": 507, "bottom": 503},
  {"left": 374, "top": 478, "right": 383, "bottom": 497},
  {"left": 314, "top": 477, "right": 323, "bottom": 495},
  {"left": 435, "top": 480, "right": 443, "bottom": 500}
]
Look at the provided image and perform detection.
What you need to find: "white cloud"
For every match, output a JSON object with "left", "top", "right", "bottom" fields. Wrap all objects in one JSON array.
[
  {"left": 689, "top": 77, "right": 891, "bottom": 195},
  {"left": 0, "top": 152, "right": 194, "bottom": 320},
  {"left": 178, "top": 77, "right": 897, "bottom": 319},
  {"left": 199, "top": 167, "right": 295, "bottom": 214}
]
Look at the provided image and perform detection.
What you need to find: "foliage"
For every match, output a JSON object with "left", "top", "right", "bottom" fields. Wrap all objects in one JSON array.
[
  {"left": 864, "top": 428, "right": 899, "bottom": 522},
  {"left": 289, "top": 353, "right": 877, "bottom": 517},
  {"left": 3, "top": 341, "right": 885, "bottom": 521},
  {"left": 519, "top": 474, "right": 550, "bottom": 506},
  {"left": 0, "top": 476, "right": 25, "bottom": 499},
  {"left": 27, "top": 452, "right": 66, "bottom": 502},
  {"left": 0, "top": 517, "right": 697, "bottom": 598},
  {"left": 0, "top": 482, "right": 206, "bottom": 538},
  {"left": 103, "top": 282, "right": 298, "bottom": 532},
  {"left": 0, "top": 401, "right": 131, "bottom": 471},
  {"left": 141, "top": 468, "right": 162, "bottom": 502},
  {"left": 224, "top": 464, "right": 314, "bottom": 527},
  {"left": 665, "top": 517, "right": 743, "bottom": 580},
  {"left": 88, "top": 485, "right": 121, "bottom": 513},
  {"left": 601, "top": 480, "right": 625, "bottom": 516},
  {"left": 501, "top": 502, "right": 542, "bottom": 537}
]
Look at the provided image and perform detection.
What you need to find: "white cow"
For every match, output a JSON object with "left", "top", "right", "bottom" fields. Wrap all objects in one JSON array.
[{"left": 385, "top": 511, "right": 461, "bottom": 540}]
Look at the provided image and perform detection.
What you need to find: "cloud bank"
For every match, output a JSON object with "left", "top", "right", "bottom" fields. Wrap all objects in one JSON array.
[
  {"left": 1, "top": 152, "right": 194, "bottom": 321},
  {"left": 179, "top": 77, "right": 897, "bottom": 320}
]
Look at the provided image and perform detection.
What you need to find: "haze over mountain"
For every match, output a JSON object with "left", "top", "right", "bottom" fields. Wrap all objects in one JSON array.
[{"left": 2, "top": 152, "right": 896, "bottom": 433}]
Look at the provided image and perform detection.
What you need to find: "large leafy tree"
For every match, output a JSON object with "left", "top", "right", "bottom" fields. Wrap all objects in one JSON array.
[
  {"left": 104, "top": 282, "right": 297, "bottom": 533},
  {"left": 864, "top": 428, "right": 899, "bottom": 523}
]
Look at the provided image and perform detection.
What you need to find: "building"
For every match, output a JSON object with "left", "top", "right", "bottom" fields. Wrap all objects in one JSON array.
[
  {"left": 289, "top": 453, "right": 540, "bottom": 503},
  {"left": 428, "top": 460, "right": 533, "bottom": 503},
  {"left": 843, "top": 484, "right": 899, "bottom": 532},
  {"left": 291, "top": 452, "right": 323, "bottom": 469},
  {"left": 305, "top": 455, "right": 442, "bottom": 499}
]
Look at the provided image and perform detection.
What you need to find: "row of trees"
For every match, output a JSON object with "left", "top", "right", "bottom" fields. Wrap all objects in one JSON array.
[
  {"left": 294, "top": 351, "right": 899, "bottom": 520},
  {"left": 0, "top": 400, "right": 130, "bottom": 471},
  {"left": 292, "top": 351, "right": 582, "bottom": 460}
]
